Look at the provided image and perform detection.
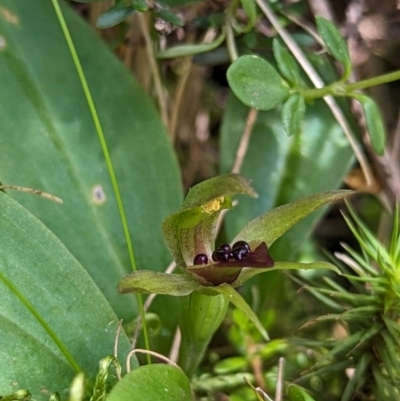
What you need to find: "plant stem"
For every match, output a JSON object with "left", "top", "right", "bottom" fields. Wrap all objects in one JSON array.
[
  {"left": 137, "top": 12, "right": 169, "bottom": 129},
  {"left": 301, "top": 71, "right": 400, "bottom": 100},
  {"left": 51, "top": 0, "right": 151, "bottom": 363},
  {"left": 346, "top": 69, "right": 400, "bottom": 91}
]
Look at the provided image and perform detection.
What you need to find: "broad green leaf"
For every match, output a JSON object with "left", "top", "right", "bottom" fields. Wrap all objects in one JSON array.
[
  {"left": 227, "top": 55, "right": 290, "bottom": 110},
  {"left": 96, "top": 5, "right": 136, "bottom": 29},
  {"left": 157, "top": 32, "right": 226, "bottom": 59},
  {"left": 0, "top": 0, "right": 182, "bottom": 322},
  {"left": 315, "top": 16, "right": 351, "bottom": 80},
  {"left": 272, "top": 39, "right": 301, "bottom": 86},
  {"left": 154, "top": 8, "right": 184, "bottom": 27},
  {"left": 281, "top": 93, "right": 305, "bottom": 136},
  {"left": 234, "top": 190, "right": 354, "bottom": 246},
  {"left": 351, "top": 93, "right": 386, "bottom": 155},
  {"left": 107, "top": 364, "right": 193, "bottom": 401},
  {"left": 0, "top": 193, "right": 133, "bottom": 400},
  {"left": 288, "top": 385, "right": 317, "bottom": 401},
  {"left": 118, "top": 271, "right": 201, "bottom": 295}
]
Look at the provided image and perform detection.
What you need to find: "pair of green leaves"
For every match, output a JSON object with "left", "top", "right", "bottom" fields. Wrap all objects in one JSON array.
[{"left": 227, "top": 16, "right": 386, "bottom": 155}]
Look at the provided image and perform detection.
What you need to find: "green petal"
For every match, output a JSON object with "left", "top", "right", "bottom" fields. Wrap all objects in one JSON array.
[
  {"left": 234, "top": 190, "right": 354, "bottom": 246},
  {"left": 231, "top": 260, "right": 339, "bottom": 287}
]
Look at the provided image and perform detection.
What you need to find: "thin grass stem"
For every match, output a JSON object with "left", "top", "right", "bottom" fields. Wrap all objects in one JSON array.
[{"left": 51, "top": 0, "right": 151, "bottom": 363}]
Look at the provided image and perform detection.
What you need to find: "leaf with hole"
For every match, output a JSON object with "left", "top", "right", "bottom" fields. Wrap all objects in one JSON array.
[{"left": 0, "top": 0, "right": 182, "bottom": 325}]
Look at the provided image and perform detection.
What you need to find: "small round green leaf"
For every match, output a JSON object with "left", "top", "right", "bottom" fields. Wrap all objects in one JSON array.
[
  {"left": 315, "top": 16, "right": 351, "bottom": 80},
  {"left": 96, "top": 6, "right": 136, "bottom": 29},
  {"left": 107, "top": 364, "right": 193, "bottom": 401},
  {"left": 272, "top": 39, "right": 301, "bottom": 86},
  {"left": 281, "top": 93, "right": 305, "bottom": 136},
  {"left": 227, "top": 55, "right": 290, "bottom": 110},
  {"left": 351, "top": 94, "right": 386, "bottom": 155}
]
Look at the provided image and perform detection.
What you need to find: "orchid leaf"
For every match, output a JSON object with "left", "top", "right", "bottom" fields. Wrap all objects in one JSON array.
[
  {"left": 118, "top": 271, "right": 201, "bottom": 296},
  {"left": 231, "top": 260, "right": 340, "bottom": 287},
  {"left": 214, "top": 284, "right": 270, "bottom": 341},
  {"left": 234, "top": 190, "right": 354, "bottom": 246},
  {"left": 0, "top": 193, "right": 133, "bottom": 400}
]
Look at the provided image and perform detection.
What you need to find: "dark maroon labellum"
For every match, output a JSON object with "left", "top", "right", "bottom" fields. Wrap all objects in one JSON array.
[{"left": 193, "top": 253, "right": 208, "bottom": 265}]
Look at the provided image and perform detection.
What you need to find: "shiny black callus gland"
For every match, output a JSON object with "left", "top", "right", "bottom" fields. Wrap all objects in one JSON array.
[
  {"left": 231, "top": 240, "right": 250, "bottom": 261},
  {"left": 232, "top": 248, "right": 248, "bottom": 261},
  {"left": 193, "top": 253, "right": 208, "bottom": 265},
  {"left": 219, "top": 243, "right": 232, "bottom": 252},
  {"left": 212, "top": 248, "right": 230, "bottom": 262},
  {"left": 232, "top": 241, "right": 250, "bottom": 253}
]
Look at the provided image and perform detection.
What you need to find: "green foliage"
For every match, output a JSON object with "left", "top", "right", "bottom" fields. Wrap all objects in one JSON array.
[
  {"left": 107, "top": 364, "right": 193, "bottom": 401},
  {"left": 227, "top": 55, "right": 290, "bottom": 110},
  {"left": 273, "top": 39, "right": 302, "bottom": 86},
  {"left": 0, "top": 194, "right": 133, "bottom": 400},
  {"left": 3, "top": 0, "right": 400, "bottom": 399},
  {"left": 281, "top": 93, "right": 306, "bottom": 136},
  {"left": 0, "top": 0, "right": 182, "bottom": 323},
  {"left": 293, "top": 204, "right": 400, "bottom": 400},
  {"left": 315, "top": 16, "right": 352, "bottom": 81},
  {"left": 96, "top": 4, "right": 136, "bottom": 28},
  {"left": 351, "top": 94, "right": 386, "bottom": 155}
]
